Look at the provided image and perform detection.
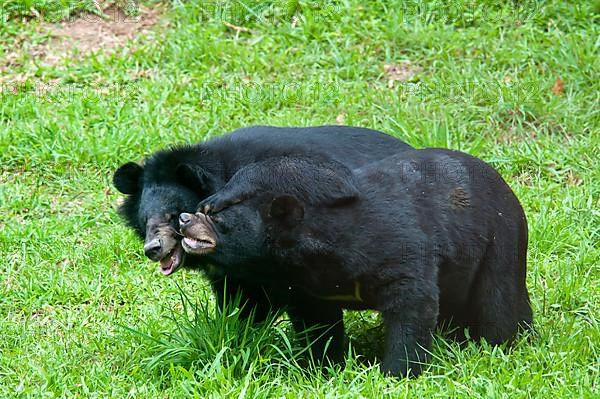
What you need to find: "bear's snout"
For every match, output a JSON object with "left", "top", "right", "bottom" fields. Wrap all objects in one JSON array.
[{"left": 180, "top": 212, "right": 218, "bottom": 255}]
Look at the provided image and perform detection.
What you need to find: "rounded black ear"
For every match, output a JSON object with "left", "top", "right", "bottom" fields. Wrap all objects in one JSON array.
[
  {"left": 269, "top": 195, "right": 304, "bottom": 227},
  {"left": 113, "top": 162, "right": 143, "bottom": 194}
]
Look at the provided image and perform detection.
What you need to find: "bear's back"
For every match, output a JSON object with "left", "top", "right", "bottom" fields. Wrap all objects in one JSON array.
[
  {"left": 352, "top": 148, "right": 525, "bottom": 254},
  {"left": 210, "top": 125, "right": 412, "bottom": 170},
  {"left": 356, "top": 148, "right": 520, "bottom": 213}
]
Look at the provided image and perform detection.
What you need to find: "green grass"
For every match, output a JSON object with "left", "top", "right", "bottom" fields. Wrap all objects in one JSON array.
[{"left": 1, "top": 0, "right": 598, "bottom": 397}]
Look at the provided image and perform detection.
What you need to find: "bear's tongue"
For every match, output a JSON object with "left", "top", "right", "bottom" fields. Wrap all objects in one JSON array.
[{"left": 159, "top": 244, "right": 184, "bottom": 276}]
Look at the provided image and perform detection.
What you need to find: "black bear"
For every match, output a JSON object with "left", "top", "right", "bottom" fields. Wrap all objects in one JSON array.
[
  {"left": 179, "top": 150, "right": 533, "bottom": 377},
  {"left": 113, "top": 125, "right": 412, "bottom": 316}
]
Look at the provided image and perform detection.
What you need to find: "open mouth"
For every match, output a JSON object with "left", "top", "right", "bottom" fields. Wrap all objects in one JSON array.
[
  {"left": 182, "top": 236, "right": 216, "bottom": 254},
  {"left": 159, "top": 243, "right": 185, "bottom": 276}
]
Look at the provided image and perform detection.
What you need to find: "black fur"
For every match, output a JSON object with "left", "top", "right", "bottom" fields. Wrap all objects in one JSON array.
[{"left": 181, "top": 150, "right": 533, "bottom": 377}]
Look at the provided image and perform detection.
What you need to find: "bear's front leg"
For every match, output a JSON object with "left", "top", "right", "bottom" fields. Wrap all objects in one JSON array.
[
  {"left": 211, "top": 277, "right": 279, "bottom": 323},
  {"left": 287, "top": 294, "right": 345, "bottom": 366},
  {"left": 380, "top": 280, "right": 439, "bottom": 377}
]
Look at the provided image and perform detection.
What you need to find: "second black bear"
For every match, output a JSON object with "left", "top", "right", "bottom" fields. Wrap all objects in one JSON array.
[{"left": 179, "top": 150, "right": 533, "bottom": 377}]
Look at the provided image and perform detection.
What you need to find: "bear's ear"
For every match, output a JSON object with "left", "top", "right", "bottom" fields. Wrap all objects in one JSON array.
[
  {"left": 269, "top": 195, "right": 304, "bottom": 227},
  {"left": 113, "top": 162, "right": 144, "bottom": 194},
  {"left": 317, "top": 175, "right": 360, "bottom": 207},
  {"left": 176, "top": 163, "right": 220, "bottom": 196},
  {"left": 303, "top": 160, "right": 359, "bottom": 207}
]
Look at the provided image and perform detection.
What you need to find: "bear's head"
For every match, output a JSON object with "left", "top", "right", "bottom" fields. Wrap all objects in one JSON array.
[
  {"left": 113, "top": 147, "right": 225, "bottom": 275},
  {"left": 178, "top": 194, "right": 304, "bottom": 268}
]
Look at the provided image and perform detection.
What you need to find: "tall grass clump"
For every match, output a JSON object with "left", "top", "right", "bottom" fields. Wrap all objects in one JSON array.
[{"left": 124, "top": 283, "right": 309, "bottom": 380}]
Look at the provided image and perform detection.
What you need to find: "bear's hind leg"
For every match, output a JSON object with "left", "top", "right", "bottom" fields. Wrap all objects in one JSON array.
[{"left": 467, "top": 241, "right": 532, "bottom": 345}]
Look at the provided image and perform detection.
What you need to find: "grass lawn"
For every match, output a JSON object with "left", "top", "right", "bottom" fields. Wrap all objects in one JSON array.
[{"left": 1, "top": 0, "right": 598, "bottom": 397}]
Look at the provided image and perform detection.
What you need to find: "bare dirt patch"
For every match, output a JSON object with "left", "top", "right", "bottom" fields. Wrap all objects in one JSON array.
[
  {"left": 1, "top": 2, "right": 162, "bottom": 78},
  {"left": 38, "top": 4, "right": 162, "bottom": 65}
]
